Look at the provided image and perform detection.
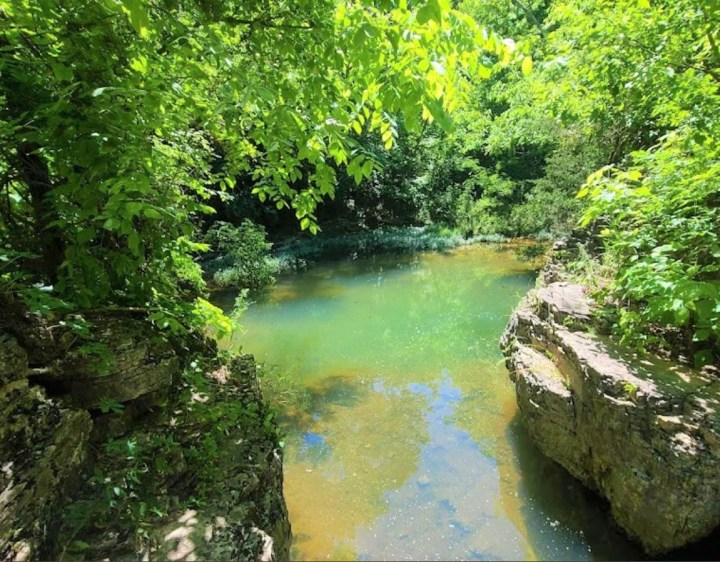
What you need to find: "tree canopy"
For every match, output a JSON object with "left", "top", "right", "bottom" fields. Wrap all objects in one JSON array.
[
  {"left": 0, "top": 0, "right": 514, "bottom": 333},
  {"left": 2, "top": 0, "right": 719, "bottom": 364}
]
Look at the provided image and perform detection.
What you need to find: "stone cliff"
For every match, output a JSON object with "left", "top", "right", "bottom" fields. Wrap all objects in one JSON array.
[
  {"left": 501, "top": 243, "right": 720, "bottom": 555},
  {"left": 0, "top": 296, "right": 290, "bottom": 561}
]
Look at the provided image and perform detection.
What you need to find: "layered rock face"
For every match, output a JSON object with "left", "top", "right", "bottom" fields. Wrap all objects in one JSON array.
[
  {"left": 501, "top": 268, "right": 720, "bottom": 553},
  {"left": 109, "top": 356, "right": 291, "bottom": 562},
  {"left": 0, "top": 336, "right": 92, "bottom": 561},
  {"left": 1, "top": 298, "right": 290, "bottom": 561},
  {"left": 1, "top": 307, "right": 178, "bottom": 560}
]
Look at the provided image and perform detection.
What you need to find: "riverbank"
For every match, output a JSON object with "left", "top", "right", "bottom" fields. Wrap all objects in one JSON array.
[
  {"left": 271, "top": 226, "right": 509, "bottom": 271},
  {"left": 202, "top": 224, "right": 550, "bottom": 294},
  {"left": 224, "top": 243, "right": 650, "bottom": 560},
  {"left": 0, "top": 297, "right": 289, "bottom": 561},
  {"left": 501, "top": 238, "right": 720, "bottom": 554}
]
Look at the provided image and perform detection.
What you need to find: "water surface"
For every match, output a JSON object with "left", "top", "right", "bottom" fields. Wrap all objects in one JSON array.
[{"left": 219, "top": 244, "right": 643, "bottom": 561}]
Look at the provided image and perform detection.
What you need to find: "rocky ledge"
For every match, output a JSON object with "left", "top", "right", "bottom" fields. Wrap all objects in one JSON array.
[
  {"left": 501, "top": 257, "right": 720, "bottom": 554},
  {"left": 1, "top": 297, "right": 290, "bottom": 561}
]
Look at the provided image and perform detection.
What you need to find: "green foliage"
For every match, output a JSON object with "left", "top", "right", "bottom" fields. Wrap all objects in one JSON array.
[
  {"left": 565, "top": 0, "right": 720, "bottom": 366},
  {"left": 273, "top": 225, "right": 504, "bottom": 269},
  {"left": 60, "top": 356, "right": 280, "bottom": 555},
  {"left": 449, "top": 0, "right": 720, "bottom": 366},
  {"left": 0, "top": 0, "right": 514, "bottom": 332},
  {"left": 579, "top": 128, "right": 720, "bottom": 365},
  {"left": 204, "top": 221, "right": 277, "bottom": 291},
  {"left": 546, "top": 0, "right": 720, "bottom": 160},
  {"left": 455, "top": 170, "right": 515, "bottom": 236},
  {"left": 621, "top": 380, "right": 638, "bottom": 401},
  {"left": 509, "top": 131, "right": 604, "bottom": 236},
  {"left": 410, "top": 0, "right": 587, "bottom": 240},
  {"left": 98, "top": 397, "right": 125, "bottom": 415}
]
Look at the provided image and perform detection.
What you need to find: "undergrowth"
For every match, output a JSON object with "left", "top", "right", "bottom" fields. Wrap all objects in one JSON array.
[{"left": 58, "top": 354, "right": 281, "bottom": 560}]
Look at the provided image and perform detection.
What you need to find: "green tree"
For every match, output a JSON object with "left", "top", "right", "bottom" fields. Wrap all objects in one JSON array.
[
  {"left": 563, "top": 0, "right": 720, "bottom": 365},
  {"left": 203, "top": 220, "right": 277, "bottom": 291},
  {"left": 0, "top": 0, "right": 513, "bottom": 332}
]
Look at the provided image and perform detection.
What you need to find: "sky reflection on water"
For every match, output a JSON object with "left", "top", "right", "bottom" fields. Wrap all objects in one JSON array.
[{"left": 227, "top": 245, "right": 644, "bottom": 561}]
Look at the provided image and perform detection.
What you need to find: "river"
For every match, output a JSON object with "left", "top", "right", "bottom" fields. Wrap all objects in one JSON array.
[{"left": 217, "top": 244, "right": 643, "bottom": 561}]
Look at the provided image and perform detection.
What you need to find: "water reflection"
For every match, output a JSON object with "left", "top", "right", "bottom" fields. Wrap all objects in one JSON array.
[
  {"left": 283, "top": 377, "right": 430, "bottom": 560},
  {"left": 357, "top": 374, "right": 527, "bottom": 561},
  {"left": 223, "top": 244, "right": 646, "bottom": 561}
]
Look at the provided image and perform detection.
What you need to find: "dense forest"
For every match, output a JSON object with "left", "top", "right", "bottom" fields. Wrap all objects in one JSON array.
[
  {"left": 1, "top": 0, "right": 719, "bottom": 559},
  {"left": 3, "top": 0, "right": 718, "bottom": 365}
]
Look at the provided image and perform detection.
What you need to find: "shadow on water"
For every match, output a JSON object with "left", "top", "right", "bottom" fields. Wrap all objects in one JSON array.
[
  {"left": 508, "top": 415, "right": 720, "bottom": 561},
  {"left": 278, "top": 372, "right": 368, "bottom": 433},
  {"left": 216, "top": 253, "right": 423, "bottom": 310},
  {"left": 507, "top": 415, "right": 644, "bottom": 561}
]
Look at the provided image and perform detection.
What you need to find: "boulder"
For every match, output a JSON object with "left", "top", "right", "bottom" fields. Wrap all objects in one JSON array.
[{"left": 502, "top": 282, "right": 720, "bottom": 554}]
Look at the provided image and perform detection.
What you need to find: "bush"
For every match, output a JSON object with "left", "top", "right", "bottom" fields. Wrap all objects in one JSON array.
[
  {"left": 580, "top": 128, "right": 720, "bottom": 366},
  {"left": 203, "top": 221, "right": 277, "bottom": 291}
]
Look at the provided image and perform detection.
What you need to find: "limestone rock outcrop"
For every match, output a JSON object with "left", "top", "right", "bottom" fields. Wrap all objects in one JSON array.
[
  {"left": 145, "top": 356, "right": 291, "bottom": 562},
  {"left": 501, "top": 277, "right": 720, "bottom": 554},
  {"left": 57, "top": 355, "right": 291, "bottom": 562},
  {"left": 0, "top": 336, "right": 93, "bottom": 561},
  {"left": 29, "top": 314, "right": 178, "bottom": 410},
  {"left": 1, "top": 294, "right": 290, "bottom": 562}
]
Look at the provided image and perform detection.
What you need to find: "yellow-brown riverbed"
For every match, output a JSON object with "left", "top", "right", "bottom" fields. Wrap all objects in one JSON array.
[{"left": 218, "top": 244, "right": 642, "bottom": 561}]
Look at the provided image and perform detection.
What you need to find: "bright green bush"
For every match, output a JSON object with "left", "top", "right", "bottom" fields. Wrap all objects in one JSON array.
[
  {"left": 580, "top": 128, "right": 720, "bottom": 365},
  {"left": 204, "top": 221, "right": 277, "bottom": 291}
]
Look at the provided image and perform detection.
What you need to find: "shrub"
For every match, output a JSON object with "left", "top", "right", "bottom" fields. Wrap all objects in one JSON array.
[
  {"left": 203, "top": 221, "right": 277, "bottom": 291},
  {"left": 579, "top": 127, "right": 720, "bottom": 366}
]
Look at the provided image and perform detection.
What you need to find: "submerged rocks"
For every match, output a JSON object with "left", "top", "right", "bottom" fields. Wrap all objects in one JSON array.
[{"left": 502, "top": 279, "right": 720, "bottom": 554}]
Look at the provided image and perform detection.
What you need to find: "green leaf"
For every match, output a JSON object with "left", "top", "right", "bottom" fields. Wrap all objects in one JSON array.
[
  {"left": 50, "top": 62, "right": 73, "bottom": 82},
  {"left": 693, "top": 349, "right": 713, "bottom": 368},
  {"left": 477, "top": 65, "right": 492, "bottom": 79},
  {"left": 77, "top": 227, "right": 95, "bottom": 244},
  {"left": 425, "top": 99, "right": 454, "bottom": 132},
  {"left": 122, "top": 0, "right": 150, "bottom": 37},
  {"left": 693, "top": 329, "right": 711, "bottom": 343},
  {"left": 416, "top": 0, "right": 442, "bottom": 25},
  {"left": 128, "top": 231, "right": 140, "bottom": 255},
  {"left": 521, "top": 56, "right": 533, "bottom": 76}
]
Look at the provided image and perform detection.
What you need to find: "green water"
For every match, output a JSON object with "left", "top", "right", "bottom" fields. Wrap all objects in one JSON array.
[{"left": 218, "top": 244, "right": 643, "bottom": 561}]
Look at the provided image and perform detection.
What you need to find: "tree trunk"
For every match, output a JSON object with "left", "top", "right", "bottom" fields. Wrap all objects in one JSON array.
[{"left": 17, "top": 142, "right": 64, "bottom": 284}]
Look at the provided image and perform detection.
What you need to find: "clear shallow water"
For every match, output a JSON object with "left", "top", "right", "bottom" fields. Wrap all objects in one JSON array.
[{"left": 217, "top": 244, "right": 644, "bottom": 561}]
